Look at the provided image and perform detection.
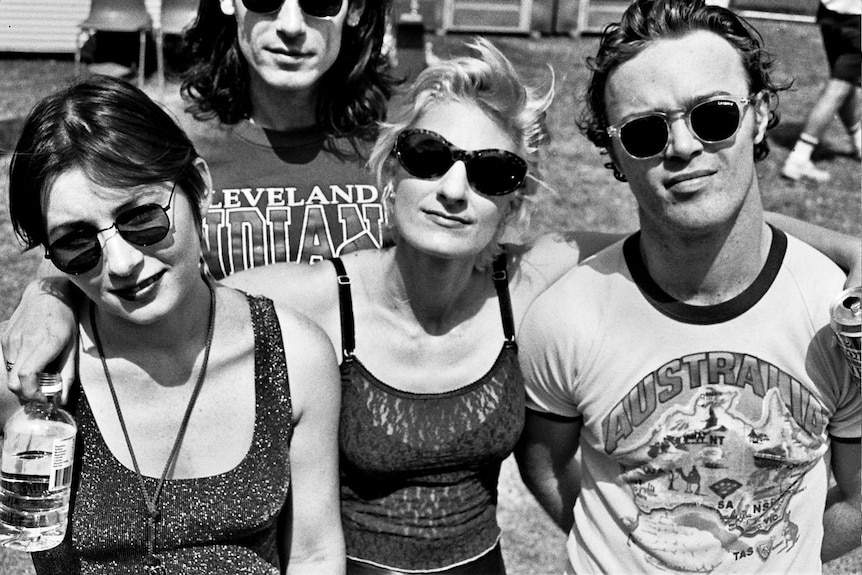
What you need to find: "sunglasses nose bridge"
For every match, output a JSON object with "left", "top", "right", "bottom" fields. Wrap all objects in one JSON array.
[
  {"left": 98, "top": 226, "right": 145, "bottom": 276},
  {"left": 277, "top": 1, "right": 307, "bottom": 28},
  {"left": 95, "top": 224, "right": 121, "bottom": 248},
  {"left": 436, "top": 157, "right": 471, "bottom": 200},
  {"left": 664, "top": 111, "right": 704, "bottom": 159}
]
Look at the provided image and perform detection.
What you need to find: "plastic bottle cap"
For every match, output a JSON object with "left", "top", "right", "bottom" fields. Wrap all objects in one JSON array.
[{"left": 37, "top": 372, "right": 62, "bottom": 395}]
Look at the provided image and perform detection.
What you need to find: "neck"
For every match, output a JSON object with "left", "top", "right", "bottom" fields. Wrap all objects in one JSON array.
[
  {"left": 638, "top": 204, "right": 770, "bottom": 306},
  {"left": 88, "top": 276, "right": 212, "bottom": 355},
  {"left": 248, "top": 80, "right": 318, "bottom": 131},
  {"left": 386, "top": 247, "right": 490, "bottom": 330}
]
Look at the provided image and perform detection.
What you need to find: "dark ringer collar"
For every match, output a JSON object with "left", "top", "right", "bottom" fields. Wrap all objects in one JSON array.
[{"left": 623, "top": 224, "right": 787, "bottom": 325}]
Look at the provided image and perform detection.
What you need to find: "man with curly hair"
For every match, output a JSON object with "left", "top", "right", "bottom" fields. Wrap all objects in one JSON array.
[{"left": 515, "top": 1, "right": 861, "bottom": 573}]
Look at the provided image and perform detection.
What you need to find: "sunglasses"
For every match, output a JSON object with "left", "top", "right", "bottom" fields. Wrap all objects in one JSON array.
[
  {"left": 395, "top": 129, "right": 528, "bottom": 197},
  {"left": 242, "top": 0, "right": 344, "bottom": 18},
  {"left": 606, "top": 95, "right": 755, "bottom": 159},
  {"left": 45, "top": 184, "right": 177, "bottom": 275}
]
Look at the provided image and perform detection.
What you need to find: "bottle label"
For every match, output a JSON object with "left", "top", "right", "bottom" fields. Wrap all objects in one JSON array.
[
  {"left": 1, "top": 432, "right": 76, "bottom": 492},
  {"left": 49, "top": 436, "right": 75, "bottom": 491}
]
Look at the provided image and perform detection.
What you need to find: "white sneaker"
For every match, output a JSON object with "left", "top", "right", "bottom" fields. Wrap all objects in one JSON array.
[{"left": 781, "top": 155, "right": 831, "bottom": 182}]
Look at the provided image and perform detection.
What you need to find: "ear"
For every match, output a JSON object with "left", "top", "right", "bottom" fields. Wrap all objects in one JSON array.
[
  {"left": 752, "top": 91, "right": 770, "bottom": 145},
  {"left": 194, "top": 158, "right": 214, "bottom": 220},
  {"left": 346, "top": 0, "right": 365, "bottom": 26},
  {"left": 604, "top": 144, "right": 628, "bottom": 183},
  {"left": 219, "top": 0, "right": 235, "bottom": 16},
  {"left": 383, "top": 180, "right": 395, "bottom": 202}
]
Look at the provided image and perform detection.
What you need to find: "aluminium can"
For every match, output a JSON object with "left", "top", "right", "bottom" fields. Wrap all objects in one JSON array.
[{"left": 829, "top": 286, "right": 861, "bottom": 384}]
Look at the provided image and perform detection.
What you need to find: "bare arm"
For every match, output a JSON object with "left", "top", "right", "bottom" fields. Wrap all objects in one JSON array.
[
  {"left": 822, "top": 438, "right": 862, "bottom": 562},
  {"left": 277, "top": 308, "right": 345, "bottom": 574},
  {"left": 222, "top": 262, "right": 340, "bottom": 358},
  {"left": 2, "top": 260, "right": 78, "bottom": 403},
  {"left": 0, "top": 323, "right": 26, "bottom": 426},
  {"left": 765, "top": 212, "right": 861, "bottom": 287},
  {"left": 555, "top": 216, "right": 861, "bottom": 286},
  {"left": 514, "top": 408, "right": 582, "bottom": 532}
]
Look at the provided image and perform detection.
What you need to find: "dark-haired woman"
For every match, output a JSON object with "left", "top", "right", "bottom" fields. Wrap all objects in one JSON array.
[{"left": 0, "top": 75, "right": 344, "bottom": 574}]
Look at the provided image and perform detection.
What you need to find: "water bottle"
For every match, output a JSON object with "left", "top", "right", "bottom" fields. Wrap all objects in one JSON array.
[{"left": 0, "top": 373, "right": 76, "bottom": 551}]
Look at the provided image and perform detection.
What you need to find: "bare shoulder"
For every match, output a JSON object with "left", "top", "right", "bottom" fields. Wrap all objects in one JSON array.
[
  {"left": 274, "top": 304, "right": 334, "bottom": 355},
  {"left": 272, "top": 303, "right": 340, "bottom": 419},
  {"left": 510, "top": 233, "right": 582, "bottom": 303},
  {"left": 219, "top": 261, "right": 339, "bottom": 319}
]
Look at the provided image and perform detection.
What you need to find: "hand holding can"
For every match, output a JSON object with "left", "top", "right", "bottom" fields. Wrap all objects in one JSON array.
[{"left": 829, "top": 287, "right": 862, "bottom": 388}]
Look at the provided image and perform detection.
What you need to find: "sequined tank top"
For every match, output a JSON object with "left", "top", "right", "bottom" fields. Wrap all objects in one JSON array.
[
  {"left": 333, "top": 257, "right": 526, "bottom": 572},
  {"left": 32, "top": 295, "right": 293, "bottom": 575}
]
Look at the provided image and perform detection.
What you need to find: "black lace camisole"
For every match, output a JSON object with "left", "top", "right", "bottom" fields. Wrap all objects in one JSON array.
[{"left": 333, "top": 257, "right": 526, "bottom": 572}]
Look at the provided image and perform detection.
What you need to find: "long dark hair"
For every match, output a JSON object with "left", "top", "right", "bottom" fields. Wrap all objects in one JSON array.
[
  {"left": 9, "top": 75, "right": 205, "bottom": 250},
  {"left": 180, "top": 0, "right": 395, "bottom": 143}
]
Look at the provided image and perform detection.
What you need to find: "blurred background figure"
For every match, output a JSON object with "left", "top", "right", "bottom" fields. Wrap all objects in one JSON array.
[{"left": 781, "top": 0, "right": 861, "bottom": 182}]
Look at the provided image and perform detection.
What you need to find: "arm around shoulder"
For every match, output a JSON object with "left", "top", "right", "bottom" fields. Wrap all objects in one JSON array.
[
  {"left": 765, "top": 212, "right": 861, "bottom": 287},
  {"left": 221, "top": 263, "right": 338, "bottom": 331},
  {"left": 0, "top": 323, "right": 26, "bottom": 428},
  {"left": 274, "top": 306, "right": 344, "bottom": 574},
  {"left": 2, "top": 265, "right": 79, "bottom": 403}
]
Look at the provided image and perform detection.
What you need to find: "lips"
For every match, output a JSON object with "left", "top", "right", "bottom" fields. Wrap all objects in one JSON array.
[
  {"left": 424, "top": 210, "right": 472, "bottom": 226},
  {"left": 268, "top": 46, "right": 314, "bottom": 60},
  {"left": 663, "top": 169, "right": 716, "bottom": 192},
  {"left": 110, "top": 270, "right": 165, "bottom": 301}
]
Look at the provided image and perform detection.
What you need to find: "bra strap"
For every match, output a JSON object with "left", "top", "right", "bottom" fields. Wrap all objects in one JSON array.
[
  {"left": 330, "top": 257, "right": 356, "bottom": 360},
  {"left": 491, "top": 254, "right": 516, "bottom": 345}
]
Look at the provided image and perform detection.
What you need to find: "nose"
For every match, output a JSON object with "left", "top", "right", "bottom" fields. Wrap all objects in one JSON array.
[
  {"left": 98, "top": 228, "right": 144, "bottom": 276},
  {"left": 436, "top": 161, "right": 470, "bottom": 204},
  {"left": 665, "top": 117, "right": 703, "bottom": 161},
  {"left": 275, "top": 0, "right": 306, "bottom": 35}
]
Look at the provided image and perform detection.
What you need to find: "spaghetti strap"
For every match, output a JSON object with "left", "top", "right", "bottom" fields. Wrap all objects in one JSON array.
[
  {"left": 330, "top": 257, "right": 356, "bottom": 360},
  {"left": 491, "top": 255, "right": 516, "bottom": 346}
]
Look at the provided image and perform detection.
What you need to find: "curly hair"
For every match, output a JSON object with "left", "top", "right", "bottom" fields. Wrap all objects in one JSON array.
[
  {"left": 368, "top": 37, "right": 554, "bottom": 268},
  {"left": 9, "top": 75, "right": 206, "bottom": 251},
  {"left": 180, "top": 0, "right": 395, "bottom": 143},
  {"left": 579, "top": 0, "right": 790, "bottom": 180}
]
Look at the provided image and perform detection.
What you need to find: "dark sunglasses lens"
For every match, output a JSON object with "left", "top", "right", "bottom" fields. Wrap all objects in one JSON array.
[
  {"left": 398, "top": 133, "right": 454, "bottom": 179},
  {"left": 116, "top": 205, "right": 171, "bottom": 247},
  {"left": 46, "top": 205, "right": 169, "bottom": 274},
  {"left": 299, "top": 0, "right": 344, "bottom": 17},
  {"left": 691, "top": 100, "right": 741, "bottom": 142},
  {"left": 49, "top": 241, "right": 101, "bottom": 275},
  {"left": 468, "top": 153, "right": 527, "bottom": 196},
  {"left": 242, "top": 0, "right": 284, "bottom": 13},
  {"left": 620, "top": 115, "right": 668, "bottom": 158}
]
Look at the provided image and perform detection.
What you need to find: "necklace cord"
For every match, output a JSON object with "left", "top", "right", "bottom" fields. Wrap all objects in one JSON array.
[{"left": 89, "top": 278, "right": 216, "bottom": 558}]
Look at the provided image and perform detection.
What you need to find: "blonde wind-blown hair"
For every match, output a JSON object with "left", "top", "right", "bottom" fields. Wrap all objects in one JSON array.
[{"left": 367, "top": 37, "right": 555, "bottom": 269}]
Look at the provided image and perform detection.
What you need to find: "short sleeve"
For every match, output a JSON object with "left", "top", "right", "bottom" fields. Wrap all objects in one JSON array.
[
  {"left": 808, "top": 325, "right": 862, "bottom": 440},
  {"left": 518, "top": 285, "right": 583, "bottom": 418}
]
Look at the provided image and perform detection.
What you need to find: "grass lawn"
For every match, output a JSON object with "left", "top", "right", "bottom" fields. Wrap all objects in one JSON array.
[{"left": 0, "top": 14, "right": 860, "bottom": 575}]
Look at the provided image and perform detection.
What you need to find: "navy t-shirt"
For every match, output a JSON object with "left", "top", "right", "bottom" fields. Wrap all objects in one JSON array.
[{"left": 190, "top": 119, "right": 386, "bottom": 279}]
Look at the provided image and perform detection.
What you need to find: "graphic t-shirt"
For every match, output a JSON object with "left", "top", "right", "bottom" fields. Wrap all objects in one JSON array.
[
  {"left": 520, "top": 228, "right": 861, "bottom": 574},
  {"left": 190, "top": 119, "right": 386, "bottom": 279}
]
